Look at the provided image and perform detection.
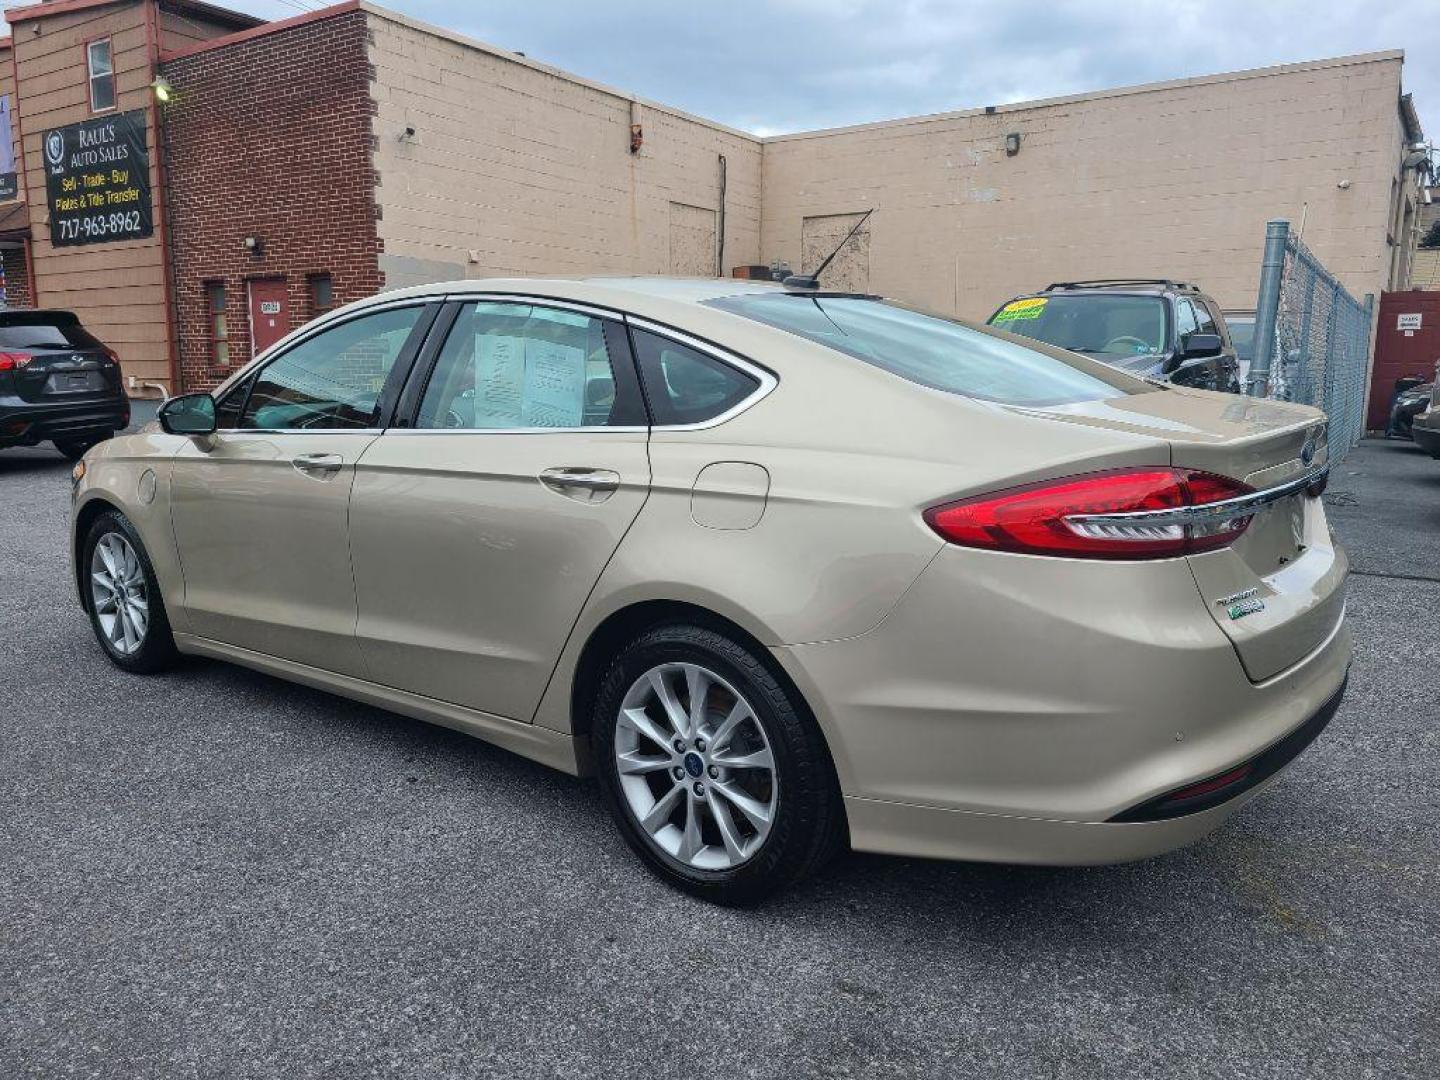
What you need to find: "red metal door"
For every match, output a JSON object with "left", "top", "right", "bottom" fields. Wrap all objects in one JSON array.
[
  {"left": 1367, "top": 290, "right": 1440, "bottom": 430},
  {"left": 248, "top": 278, "right": 290, "bottom": 357}
]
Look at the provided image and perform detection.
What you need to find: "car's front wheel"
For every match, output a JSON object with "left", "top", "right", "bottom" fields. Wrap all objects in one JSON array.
[
  {"left": 592, "top": 622, "right": 844, "bottom": 905},
  {"left": 82, "top": 510, "right": 178, "bottom": 674}
]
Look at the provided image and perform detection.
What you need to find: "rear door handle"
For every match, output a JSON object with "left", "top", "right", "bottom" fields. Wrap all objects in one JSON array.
[
  {"left": 292, "top": 452, "right": 344, "bottom": 479},
  {"left": 540, "top": 467, "right": 621, "bottom": 501}
]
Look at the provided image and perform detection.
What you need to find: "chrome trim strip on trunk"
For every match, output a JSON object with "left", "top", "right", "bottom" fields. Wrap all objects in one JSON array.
[{"left": 1064, "top": 465, "right": 1329, "bottom": 529}]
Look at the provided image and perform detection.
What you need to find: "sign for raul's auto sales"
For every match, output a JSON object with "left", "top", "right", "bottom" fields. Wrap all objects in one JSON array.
[{"left": 43, "top": 110, "right": 152, "bottom": 247}]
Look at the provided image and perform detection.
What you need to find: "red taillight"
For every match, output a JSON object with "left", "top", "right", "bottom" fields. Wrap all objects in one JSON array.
[
  {"left": 924, "top": 467, "right": 1255, "bottom": 560},
  {"left": 0, "top": 351, "right": 29, "bottom": 371}
]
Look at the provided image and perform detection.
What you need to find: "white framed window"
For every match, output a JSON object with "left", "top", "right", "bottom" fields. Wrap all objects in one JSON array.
[{"left": 87, "top": 39, "right": 115, "bottom": 113}]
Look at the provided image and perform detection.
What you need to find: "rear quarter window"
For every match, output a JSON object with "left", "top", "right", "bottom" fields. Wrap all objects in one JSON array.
[
  {"left": 631, "top": 329, "right": 761, "bottom": 425},
  {"left": 706, "top": 294, "right": 1134, "bottom": 406}
]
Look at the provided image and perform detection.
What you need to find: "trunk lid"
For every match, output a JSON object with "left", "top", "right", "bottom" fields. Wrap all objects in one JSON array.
[
  {"left": 12, "top": 347, "right": 122, "bottom": 404},
  {"left": 1009, "top": 386, "right": 1343, "bottom": 682}
]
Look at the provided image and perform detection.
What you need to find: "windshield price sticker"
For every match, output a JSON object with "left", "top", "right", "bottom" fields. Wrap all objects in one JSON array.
[
  {"left": 993, "top": 297, "right": 1047, "bottom": 323},
  {"left": 43, "top": 110, "right": 153, "bottom": 248}
]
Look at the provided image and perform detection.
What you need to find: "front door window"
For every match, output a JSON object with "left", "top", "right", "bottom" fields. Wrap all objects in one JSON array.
[{"left": 241, "top": 306, "right": 424, "bottom": 430}]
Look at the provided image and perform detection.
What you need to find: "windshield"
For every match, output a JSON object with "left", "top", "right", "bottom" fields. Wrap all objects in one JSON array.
[
  {"left": 704, "top": 294, "right": 1132, "bottom": 406},
  {"left": 989, "top": 294, "right": 1167, "bottom": 361},
  {"left": 0, "top": 314, "right": 105, "bottom": 351}
]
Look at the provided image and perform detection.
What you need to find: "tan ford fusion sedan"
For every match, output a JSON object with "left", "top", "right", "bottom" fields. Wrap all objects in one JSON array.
[{"left": 70, "top": 277, "right": 1350, "bottom": 904}]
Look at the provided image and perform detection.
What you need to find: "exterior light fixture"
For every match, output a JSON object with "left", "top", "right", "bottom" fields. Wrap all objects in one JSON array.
[
  {"left": 243, "top": 235, "right": 264, "bottom": 256},
  {"left": 150, "top": 76, "right": 173, "bottom": 103},
  {"left": 1005, "top": 132, "right": 1022, "bottom": 156}
]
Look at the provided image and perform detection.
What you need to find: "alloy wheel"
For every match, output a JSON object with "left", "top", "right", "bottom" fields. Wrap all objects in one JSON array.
[
  {"left": 614, "top": 662, "right": 778, "bottom": 871},
  {"left": 90, "top": 532, "right": 149, "bottom": 656}
]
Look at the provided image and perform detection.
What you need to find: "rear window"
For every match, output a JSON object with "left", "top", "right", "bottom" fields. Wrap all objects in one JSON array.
[
  {"left": 0, "top": 314, "right": 105, "bottom": 351},
  {"left": 1226, "top": 317, "right": 1255, "bottom": 364},
  {"left": 990, "top": 293, "right": 1167, "bottom": 360},
  {"left": 704, "top": 294, "right": 1129, "bottom": 406}
]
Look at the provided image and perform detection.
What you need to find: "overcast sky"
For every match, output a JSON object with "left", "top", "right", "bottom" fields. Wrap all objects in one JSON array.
[{"left": 223, "top": 1, "right": 1436, "bottom": 137}]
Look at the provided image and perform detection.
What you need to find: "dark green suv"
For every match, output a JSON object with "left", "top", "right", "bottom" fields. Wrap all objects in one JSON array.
[{"left": 987, "top": 280, "right": 1243, "bottom": 394}]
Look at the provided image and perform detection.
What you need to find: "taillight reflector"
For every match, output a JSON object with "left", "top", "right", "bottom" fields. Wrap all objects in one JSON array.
[{"left": 925, "top": 467, "right": 1255, "bottom": 560}]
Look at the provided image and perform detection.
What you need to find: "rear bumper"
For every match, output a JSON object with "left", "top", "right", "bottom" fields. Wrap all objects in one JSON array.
[
  {"left": 0, "top": 395, "right": 129, "bottom": 447},
  {"left": 1411, "top": 418, "right": 1440, "bottom": 458},
  {"left": 773, "top": 542, "right": 1352, "bottom": 865},
  {"left": 842, "top": 676, "right": 1346, "bottom": 864}
]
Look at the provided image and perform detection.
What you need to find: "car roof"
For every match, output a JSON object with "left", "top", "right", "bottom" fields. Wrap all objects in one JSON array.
[
  {"left": 325, "top": 276, "right": 854, "bottom": 347},
  {"left": 366, "top": 275, "right": 783, "bottom": 310}
]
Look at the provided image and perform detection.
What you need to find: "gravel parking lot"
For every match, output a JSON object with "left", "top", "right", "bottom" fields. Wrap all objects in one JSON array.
[{"left": 2, "top": 433, "right": 1437, "bottom": 1080}]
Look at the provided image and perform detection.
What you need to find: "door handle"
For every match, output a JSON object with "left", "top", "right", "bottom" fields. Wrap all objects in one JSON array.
[
  {"left": 292, "top": 452, "right": 344, "bottom": 479},
  {"left": 540, "top": 467, "right": 621, "bottom": 500}
]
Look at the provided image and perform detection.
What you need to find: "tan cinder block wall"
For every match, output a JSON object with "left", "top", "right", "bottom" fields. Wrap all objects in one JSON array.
[
  {"left": 762, "top": 53, "right": 1412, "bottom": 320},
  {"left": 365, "top": 5, "right": 761, "bottom": 289}
]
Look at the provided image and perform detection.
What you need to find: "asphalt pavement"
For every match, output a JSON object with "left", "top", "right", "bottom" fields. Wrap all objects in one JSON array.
[{"left": 1, "top": 433, "right": 1436, "bottom": 1079}]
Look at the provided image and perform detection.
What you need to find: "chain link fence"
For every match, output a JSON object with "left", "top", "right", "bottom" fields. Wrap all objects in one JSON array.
[{"left": 1248, "top": 219, "right": 1374, "bottom": 462}]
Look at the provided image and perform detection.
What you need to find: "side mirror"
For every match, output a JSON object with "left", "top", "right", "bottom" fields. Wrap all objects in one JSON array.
[
  {"left": 159, "top": 392, "right": 217, "bottom": 435},
  {"left": 1182, "top": 332, "right": 1223, "bottom": 360}
]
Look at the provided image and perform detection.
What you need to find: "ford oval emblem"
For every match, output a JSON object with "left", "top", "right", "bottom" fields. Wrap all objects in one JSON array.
[{"left": 1300, "top": 434, "right": 1317, "bottom": 466}]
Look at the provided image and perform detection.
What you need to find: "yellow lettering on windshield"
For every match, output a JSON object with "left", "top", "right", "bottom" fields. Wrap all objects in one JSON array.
[{"left": 993, "top": 297, "right": 1047, "bottom": 323}]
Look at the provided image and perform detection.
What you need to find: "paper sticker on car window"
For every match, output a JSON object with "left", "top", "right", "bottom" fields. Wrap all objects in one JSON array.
[
  {"left": 473, "top": 332, "right": 586, "bottom": 428},
  {"left": 522, "top": 339, "right": 585, "bottom": 427},
  {"left": 993, "top": 297, "right": 1047, "bottom": 324},
  {"left": 474, "top": 333, "right": 526, "bottom": 427}
]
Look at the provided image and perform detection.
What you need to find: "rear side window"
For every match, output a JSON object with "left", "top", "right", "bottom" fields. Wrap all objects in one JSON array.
[
  {"left": 416, "top": 301, "right": 632, "bottom": 430},
  {"left": 1174, "top": 299, "right": 1200, "bottom": 344},
  {"left": 708, "top": 294, "right": 1130, "bottom": 406},
  {"left": 1195, "top": 301, "right": 1221, "bottom": 338},
  {"left": 631, "top": 329, "right": 759, "bottom": 425},
  {"left": 0, "top": 315, "right": 105, "bottom": 351}
]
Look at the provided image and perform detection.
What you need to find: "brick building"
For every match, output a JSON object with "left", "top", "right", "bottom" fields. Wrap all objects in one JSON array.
[{"left": 0, "top": 0, "right": 1427, "bottom": 397}]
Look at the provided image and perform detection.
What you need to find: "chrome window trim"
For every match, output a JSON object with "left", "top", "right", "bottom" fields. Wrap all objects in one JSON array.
[
  {"left": 439, "top": 293, "right": 621, "bottom": 322},
  {"left": 1064, "top": 465, "right": 1329, "bottom": 530},
  {"left": 218, "top": 428, "right": 386, "bottom": 436},
  {"left": 384, "top": 426, "right": 649, "bottom": 436},
  {"left": 625, "top": 316, "right": 777, "bottom": 431}
]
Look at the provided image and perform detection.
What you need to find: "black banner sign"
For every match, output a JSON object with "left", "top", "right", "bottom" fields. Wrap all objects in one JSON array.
[{"left": 43, "top": 110, "right": 152, "bottom": 247}]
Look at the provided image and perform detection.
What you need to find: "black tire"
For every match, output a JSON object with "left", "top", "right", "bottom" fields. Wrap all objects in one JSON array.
[
  {"left": 55, "top": 432, "right": 110, "bottom": 461},
  {"left": 81, "top": 509, "right": 179, "bottom": 674},
  {"left": 592, "top": 622, "right": 845, "bottom": 905}
]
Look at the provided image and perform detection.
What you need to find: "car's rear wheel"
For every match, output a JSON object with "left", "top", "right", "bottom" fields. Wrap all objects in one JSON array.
[
  {"left": 83, "top": 510, "right": 178, "bottom": 674},
  {"left": 592, "top": 622, "right": 844, "bottom": 905}
]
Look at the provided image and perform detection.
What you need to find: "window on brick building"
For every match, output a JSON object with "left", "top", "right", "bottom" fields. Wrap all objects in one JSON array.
[
  {"left": 308, "top": 273, "right": 335, "bottom": 315},
  {"left": 87, "top": 40, "right": 115, "bottom": 113},
  {"left": 206, "top": 282, "right": 231, "bottom": 368}
]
